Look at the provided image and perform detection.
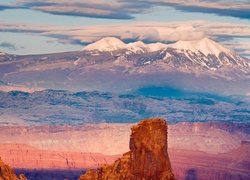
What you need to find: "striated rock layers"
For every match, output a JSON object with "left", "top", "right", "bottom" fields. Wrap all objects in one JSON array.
[
  {"left": 79, "top": 118, "right": 176, "bottom": 180},
  {"left": 0, "top": 157, "right": 27, "bottom": 180}
]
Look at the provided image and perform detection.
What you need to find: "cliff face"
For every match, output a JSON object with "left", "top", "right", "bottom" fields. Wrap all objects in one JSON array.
[
  {"left": 79, "top": 118, "right": 176, "bottom": 180},
  {"left": 0, "top": 157, "right": 27, "bottom": 180}
]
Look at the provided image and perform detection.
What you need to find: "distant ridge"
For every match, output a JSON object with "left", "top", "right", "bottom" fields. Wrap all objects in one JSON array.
[
  {"left": 82, "top": 36, "right": 250, "bottom": 79},
  {"left": 83, "top": 37, "right": 126, "bottom": 52},
  {"left": 168, "top": 37, "right": 230, "bottom": 57}
]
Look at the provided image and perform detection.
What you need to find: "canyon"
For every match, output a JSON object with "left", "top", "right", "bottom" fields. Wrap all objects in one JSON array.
[{"left": 0, "top": 121, "right": 249, "bottom": 179}]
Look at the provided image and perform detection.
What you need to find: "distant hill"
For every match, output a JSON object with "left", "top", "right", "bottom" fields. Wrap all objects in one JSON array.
[{"left": 0, "top": 89, "right": 249, "bottom": 125}]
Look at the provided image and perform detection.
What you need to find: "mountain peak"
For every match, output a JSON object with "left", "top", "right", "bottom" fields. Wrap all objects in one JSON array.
[
  {"left": 126, "top": 41, "right": 149, "bottom": 53},
  {"left": 169, "top": 37, "right": 230, "bottom": 57},
  {"left": 83, "top": 37, "right": 126, "bottom": 52},
  {"left": 196, "top": 37, "right": 230, "bottom": 56},
  {"left": 82, "top": 37, "right": 232, "bottom": 57}
]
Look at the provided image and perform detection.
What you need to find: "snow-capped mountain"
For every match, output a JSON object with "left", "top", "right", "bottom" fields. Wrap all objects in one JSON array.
[
  {"left": 0, "top": 37, "right": 249, "bottom": 95},
  {"left": 83, "top": 37, "right": 250, "bottom": 75},
  {"left": 83, "top": 37, "right": 169, "bottom": 53},
  {"left": 126, "top": 41, "right": 151, "bottom": 53},
  {"left": 83, "top": 37, "right": 230, "bottom": 56},
  {"left": 168, "top": 37, "right": 230, "bottom": 58},
  {"left": 83, "top": 37, "right": 126, "bottom": 52}
]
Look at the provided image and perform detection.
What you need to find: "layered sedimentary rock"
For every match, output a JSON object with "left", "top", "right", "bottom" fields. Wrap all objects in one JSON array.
[
  {"left": 79, "top": 118, "right": 176, "bottom": 180},
  {"left": 0, "top": 122, "right": 249, "bottom": 179},
  {"left": 1, "top": 122, "right": 249, "bottom": 156},
  {"left": 0, "top": 143, "right": 118, "bottom": 170},
  {"left": 0, "top": 157, "right": 27, "bottom": 180}
]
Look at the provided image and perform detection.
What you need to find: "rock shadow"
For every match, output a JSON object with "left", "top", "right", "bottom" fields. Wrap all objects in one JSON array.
[{"left": 184, "top": 168, "right": 197, "bottom": 180}]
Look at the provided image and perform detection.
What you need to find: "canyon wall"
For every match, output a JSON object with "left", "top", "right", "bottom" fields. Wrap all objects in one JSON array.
[{"left": 0, "top": 121, "right": 249, "bottom": 179}]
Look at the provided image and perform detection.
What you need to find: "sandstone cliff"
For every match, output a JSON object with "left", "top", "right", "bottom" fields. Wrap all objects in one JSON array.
[
  {"left": 0, "top": 157, "right": 27, "bottom": 180},
  {"left": 78, "top": 118, "right": 176, "bottom": 180}
]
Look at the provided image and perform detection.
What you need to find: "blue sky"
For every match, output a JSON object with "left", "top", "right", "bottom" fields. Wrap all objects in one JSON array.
[{"left": 0, "top": 0, "right": 249, "bottom": 58}]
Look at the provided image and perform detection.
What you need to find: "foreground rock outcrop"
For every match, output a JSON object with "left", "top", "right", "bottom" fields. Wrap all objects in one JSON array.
[
  {"left": 0, "top": 157, "right": 27, "bottom": 180},
  {"left": 79, "top": 118, "right": 176, "bottom": 180}
]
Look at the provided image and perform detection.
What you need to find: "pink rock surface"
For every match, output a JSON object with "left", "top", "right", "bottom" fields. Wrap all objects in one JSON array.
[
  {"left": 169, "top": 143, "right": 250, "bottom": 180},
  {"left": 0, "top": 143, "right": 119, "bottom": 170},
  {"left": 0, "top": 122, "right": 249, "bottom": 155}
]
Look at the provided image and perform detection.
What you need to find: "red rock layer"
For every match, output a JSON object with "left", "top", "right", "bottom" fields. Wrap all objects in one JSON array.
[
  {"left": 0, "top": 122, "right": 249, "bottom": 155},
  {"left": 79, "top": 118, "right": 176, "bottom": 180},
  {"left": 1, "top": 142, "right": 249, "bottom": 180},
  {"left": 0, "top": 143, "right": 119, "bottom": 170}
]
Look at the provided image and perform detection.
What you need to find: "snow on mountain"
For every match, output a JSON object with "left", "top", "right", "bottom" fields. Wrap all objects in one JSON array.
[
  {"left": 1, "top": 39, "right": 249, "bottom": 95},
  {"left": 147, "top": 42, "right": 168, "bottom": 52},
  {"left": 83, "top": 37, "right": 168, "bottom": 53},
  {"left": 83, "top": 37, "right": 126, "bottom": 52},
  {"left": 81, "top": 37, "right": 250, "bottom": 75},
  {"left": 83, "top": 37, "right": 232, "bottom": 58},
  {"left": 126, "top": 41, "right": 149, "bottom": 53},
  {"left": 83, "top": 37, "right": 169, "bottom": 53},
  {"left": 169, "top": 37, "right": 231, "bottom": 58}
]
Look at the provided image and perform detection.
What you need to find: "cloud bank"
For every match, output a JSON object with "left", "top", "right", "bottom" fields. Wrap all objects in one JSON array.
[
  {"left": 0, "top": 3, "right": 19, "bottom": 11},
  {"left": 0, "top": 20, "right": 250, "bottom": 57},
  {"left": 15, "top": 0, "right": 152, "bottom": 19},
  {"left": 142, "top": 0, "right": 250, "bottom": 20},
  {"left": 0, "top": 41, "right": 24, "bottom": 51},
  {"left": 10, "top": 0, "right": 250, "bottom": 20}
]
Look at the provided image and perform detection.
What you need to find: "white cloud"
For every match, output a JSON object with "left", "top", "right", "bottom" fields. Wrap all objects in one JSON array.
[
  {"left": 0, "top": 20, "right": 250, "bottom": 57},
  {"left": 0, "top": 41, "right": 24, "bottom": 51},
  {"left": 142, "top": 0, "right": 250, "bottom": 19},
  {"left": 15, "top": 0, "right": 151, "bottom": 19},
  {"left": 13, "top": 0, "right": 250, "bottom": 20}
]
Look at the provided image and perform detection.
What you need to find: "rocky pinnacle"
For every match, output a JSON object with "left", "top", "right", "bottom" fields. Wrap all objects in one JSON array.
[
  {"left": 78, "top": 118, "right": 176, "bottom": 180},
  {"left": 0, "top": 157, "right": 27, "bottom": 180}
]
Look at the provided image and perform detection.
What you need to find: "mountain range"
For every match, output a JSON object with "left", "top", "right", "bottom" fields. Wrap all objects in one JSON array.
[{"left": 0, "top": 37, "right": 249, "bottom": 96}]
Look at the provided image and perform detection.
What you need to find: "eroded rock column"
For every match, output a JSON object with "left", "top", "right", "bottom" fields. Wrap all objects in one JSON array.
[{"left": 79, "top": 118, "right": 176, "bottom": 180}]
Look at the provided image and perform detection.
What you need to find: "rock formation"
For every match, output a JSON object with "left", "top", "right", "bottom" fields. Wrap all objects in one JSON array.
[
  {"left": 78, "top": 118, "right": 176, "bottom": 180},
  {"left": 0, "top": 157, "right": 27, "bottom": 180}
]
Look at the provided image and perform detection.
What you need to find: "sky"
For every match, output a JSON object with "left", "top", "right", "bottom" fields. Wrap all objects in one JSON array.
[{"left": 0, "top": 0, "right": 250, "bottom": 58}]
